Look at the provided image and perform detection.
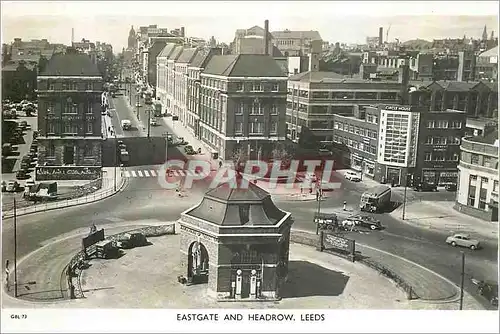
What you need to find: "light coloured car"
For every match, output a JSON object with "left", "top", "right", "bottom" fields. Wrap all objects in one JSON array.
[
  {"left": 149, "top": 118, "right": 158, "bottom": 126},
  {"left": 6, "top": 180, "right": 20, "bottom": 192},
  {"left": 445, "top": 234, "right": 480, "bottom": 250},
  {"left": 344, "top": 171, "right": 361, "bottom": 182}
]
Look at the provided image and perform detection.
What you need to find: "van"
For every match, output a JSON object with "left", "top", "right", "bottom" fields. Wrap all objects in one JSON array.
[{"left": 121, "top": 120, "right": 132, "bottom": 130}]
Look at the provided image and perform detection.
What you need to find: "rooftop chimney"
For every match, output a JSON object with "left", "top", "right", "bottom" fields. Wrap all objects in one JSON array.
[
  {"left": 264, "top": 20, "right": 269, "bottom": 56},
  {"left": 379, "top": 27, "right": 383, "bottom": 46}
]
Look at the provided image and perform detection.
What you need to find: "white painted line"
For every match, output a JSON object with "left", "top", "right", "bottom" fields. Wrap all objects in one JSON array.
[
  {"left": 124, "top": 171, "right": 131, "bottom": 178},
  {"left": 143, "top": 170, "right": 150, "bottom": 177},
  {"left": 131, "top": 170, "right": 137, "bottom": 177},
  {"left": 137, "top": 170, "right": 144, "bottom": 177},
  {"left": 150, "top": 170, "right": 157, "bottom": 177}
]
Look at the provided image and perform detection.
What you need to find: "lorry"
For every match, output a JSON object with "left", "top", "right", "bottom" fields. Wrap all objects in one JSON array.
[
  {"left": 154, "top": 102, "right": 162, "bottom": 117},
  {"left": 360, "top": 185, "right": 391, "bottom": 213},
  {"left": 314, "top": 213, "right": 339, "bottom": 231}
]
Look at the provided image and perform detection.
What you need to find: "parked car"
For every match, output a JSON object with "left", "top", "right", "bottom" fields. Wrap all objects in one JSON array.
[
  {"left": 2, "top": 143, "right": 14, "bottom": 156},
  {"left": 117, "top": 233, "right": 149, "bottom": 249},
  {"left": 445, "top": 234, "right": 480, "bottom": 250},
  {"left": 177, "top": 137, "right": 187, "bottom": 145},
  {"left": 341, "top": 214, "right": 382, "bottom": 230},
  {"left": 344, "top": 171, "right": 361, "bottom": 182},
  {"left": 16, "top": 170, "right": 30, "bottom": 180},
  {"left": 135, "top": 102, "right": 141, "bottom": 108},
  {"left": 20, "top": 160, "right": 32, "bottom": 170},
  {"left": 149, "top": 118, "right": 158, "bottom": 126},
  {"left": 413, "top": 182, "right": 438, "bottom": 192},
  {"left": 117, "top": 140, "right": 127, "bottom": 151},
  {"left": 445, "top": 184, "right": 457, "bottom": 192},
  {"left": 5, "top": 180, "right": 20, "bottom": 192},
  {"left": 472, "top": 279, "right": 498, "bottom": 306},
  {"left": 19, "top": 120, "right": 28, "bottom": 130}
]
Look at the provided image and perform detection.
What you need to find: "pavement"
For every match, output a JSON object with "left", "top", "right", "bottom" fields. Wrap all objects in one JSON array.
[
  {"left": 391, "top": 200, "right": 499, "bottom": 240},
  {"left": 1, "top": 227, "right": 483, "bottom": 310}
]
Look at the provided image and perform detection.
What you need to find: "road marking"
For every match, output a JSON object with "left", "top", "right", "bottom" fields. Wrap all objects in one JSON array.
[
  {"left": 131, "top": 170, "right": 137, "bottom": 177},
  {"left": 137, "top": 170, "right": 144, "bottom": 177},
  {"left": 150, "top": 170, "right": 157, "bottom": 177},
  {"left": 124, "top": 171, "right": 131, "bottom": 178},
  {"left": 143, "top": 170, "right": 150, "bottom": 177}
]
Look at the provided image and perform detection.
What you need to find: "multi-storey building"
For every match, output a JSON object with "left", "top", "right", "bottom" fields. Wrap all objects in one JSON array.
[
  {"left": 186, "top": 48, "right": 222, "bottom": 138},
  {"left": 165, "top": 45, "right": 184, "bottom": 113},
  {"left": 475, "top": 46, "right": 498, "bottom": 82},
  {"left": 456, "top": 131, "right": 499, "bottom": 221},
  {"left": 271, "top": 29, "right": 322, "bottom": 57},
  {"left": 156, "top": 43, "right": 178, "bottom": 104},
  {"left": 199, "top": 54, "right": 288, "bottom": 160},
  {"left": 36, "top": 48, "right": 103, "bottom": 181},
  {"left": 332, "top": 104, "right": 466, "bottom": 186},
  {"left": 286, "top": 71, "right": 402, "bottom": 143},
  {"left": 231, "top": 23, "right": 273, "bottom": 55},
  {"left": 173, "top": 48, "right": 199, "bottom": 126},
  {"left": 1, "top": 60, "right": 38, "bottom": 101}
]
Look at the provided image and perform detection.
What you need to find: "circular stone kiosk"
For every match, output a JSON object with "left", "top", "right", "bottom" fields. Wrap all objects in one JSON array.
[{"left": 179, "top": 175, "right": 294, "bottom": 301}]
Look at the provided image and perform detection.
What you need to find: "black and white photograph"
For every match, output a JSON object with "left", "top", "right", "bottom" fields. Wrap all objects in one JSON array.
[{"left": 1, "top": 1, "right": 498, "bottom": 333}]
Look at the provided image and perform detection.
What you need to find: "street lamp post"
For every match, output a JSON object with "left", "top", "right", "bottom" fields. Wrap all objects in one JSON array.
[
  {"left": 147, "top": 107, "right": 151, "bottom": 138},
  {"left": 459, "top": 251, "right": 465, "bottom": 310},
  {"left": 13, "top": 198, "right": 18, "bottom": 297}
]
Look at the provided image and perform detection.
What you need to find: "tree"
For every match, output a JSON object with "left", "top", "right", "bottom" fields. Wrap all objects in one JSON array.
[
  {"left": 271, "top": 143, "right": 292, "bottom": 162},
  {"left": 298, "top": 127, "right": 320, "bottom": 150},
  {"left": 38, "top": 56, "right": 48, "bottom": 74},
  {"left": 231, "top": 146, "right": 248, "bottom": 173}
]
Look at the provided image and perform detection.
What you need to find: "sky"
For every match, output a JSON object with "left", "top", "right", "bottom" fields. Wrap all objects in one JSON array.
[{"left": 1, "top": 1, "right": 498, "bottom": 52}]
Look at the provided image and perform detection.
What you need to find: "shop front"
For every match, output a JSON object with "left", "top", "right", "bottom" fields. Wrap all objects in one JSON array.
[
  {"left": 351, "top": 153, "right": 375, "bottom": 178},
  {"left": 421, "top": 169, "right": 458, "bottom": 186}
]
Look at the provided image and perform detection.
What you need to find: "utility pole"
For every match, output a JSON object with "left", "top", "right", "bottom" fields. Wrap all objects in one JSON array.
[
  {"left": 114, "top": 131, "right": 118, "bottom": 192},
  {"left": 147, "top": 107, "right": 151, "bottom": 138},
  {"left": 402, "top": 172, "right": 408, "bottom": 220},
  {"left": 136, "top": 93, "right": 140, "bottom": 121},
  {"left": 13, "top": 198, "right": 18, "bottom": 297},
  {"left": 459, "top": 251, "right": 465, "bottom": 310}
]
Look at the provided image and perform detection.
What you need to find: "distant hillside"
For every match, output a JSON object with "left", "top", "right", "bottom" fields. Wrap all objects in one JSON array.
[{"left": 402, "top": 39, "right": 433, "bottom": 50}]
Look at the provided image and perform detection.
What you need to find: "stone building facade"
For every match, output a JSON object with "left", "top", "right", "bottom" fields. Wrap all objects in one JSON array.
[{"left": 36, "top": 48, "right": 103, "bottom": 181}]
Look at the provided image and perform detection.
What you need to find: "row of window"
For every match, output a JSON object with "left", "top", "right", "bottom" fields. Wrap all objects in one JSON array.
[
  {"left": 46, "top": 122, "right": 94, "bottom": 134},
  {"left": 45, "top": 143, "right": 95, "bottom": 157},
  {"left": 234, "top": 82, "right": 279, "bottom": 93},
  {"left": 333, "top": 135, "right": 377, "bottom": 154},
  {"left": 45, "top": 102, "right": 94, "bottom": 115},
  {"left": 45, "top": 81, "right": 95, "bottom": 91},
  {"left": 467, "top": 176, "right": 499, "bottom": 209},
  {"left": 237, "top": 103, "right": 278, "bottom": 115},
  {"left": 287, "top": 90, "right": 399, "bottom": 101},
  {"left": 424, "top": 152, "right": 459, "bottom": 161},
  {"left": 467, "top": 153, "right": 498, "bottom": 169},
  {"left": 200, "top": 78, "right": 281, "bottom": 93},
  {"left": 233, "top": 121, "right": 278, "bottom": 135},
  {"left": 426, "top": 120, "right": 462, "bottom": 129},
  {"left": 425, "top": 136, "right": 461, "bottom": 145},
  {"left": 334, "top": 121, "right": 378, "bottom": 139}
]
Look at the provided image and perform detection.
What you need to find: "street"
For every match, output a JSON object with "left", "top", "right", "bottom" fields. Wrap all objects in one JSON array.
[{"left": 2, "top": 82, "right": 497, "bottom": 310}]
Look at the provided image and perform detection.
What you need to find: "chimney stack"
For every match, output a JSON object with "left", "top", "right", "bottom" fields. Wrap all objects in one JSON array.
[
  {"left": 180, "top": 27, "right": 185, "bottom": 37},
  {"left": 379, "top": 27, "right": 383, "bottom": 46},
  {"left": 264, "top": 20, "right": 269, "bottom": 56}
]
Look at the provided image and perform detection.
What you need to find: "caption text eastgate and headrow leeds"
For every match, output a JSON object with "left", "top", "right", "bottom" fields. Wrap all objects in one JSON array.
[{"left": 176, "top": 313, "right": 325, "bottom": 322}]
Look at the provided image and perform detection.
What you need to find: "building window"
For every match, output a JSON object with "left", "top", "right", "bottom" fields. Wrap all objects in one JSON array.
[
  {"left": 47, "top": 102, "right": 55, "bottom": 114},
  {"left": 270, "top": 105, "right": 278, "bottom": 115},
  {"left": 252, "top": 82, "right": 262, "bottom": 92},
  {"left": 64, "top": 102, "right": 78, "bottom": 114},
  {"left": 468, "top": 185, "right": 476, "bottom": 206},
  {"left": 334, "top": 122, "right": 339, "bottom": 129},
  {"left": 48, "top": 122, "right": 56, "bottom": 134},
  {"left": 84, "top": 144, "right": 93, "bottom": 156},
  {"left": 86, "top": 82, "right": 93, "bottom": 90},
  {"left": 48, "top": 80, "right": 55, "bottom": 90},
  {"left": 425, "top": 136, "right": 433, "bottom": 144},
  {"left": 470, "top": 154, "right": 479, "bottom": 165},
  {"left": 236, "top": 102, "right": 244, "bottom": 115},
  {"left": 270, "top": 121, "right": 278, "bottom": 134},
  {"left": 481, "top": 177, "right": 489, "bottom": 184},
  {"left": 451, "top": 153, "right": 459, "bottom": 161},
  {"left": 64, "top": 123, "right": 73, "bottom": 134},
  {"left": 234, "top": 122, "right": 243, "bottom": 135},
  {"left": 69, "top": 82, "right": 78, "bottom": 90},
  {"left": 436, "top": 120, "right": 448, "bottom": 128},
  {"left": 450, "top": 120, "right": 462, "bottom": 129},
  {"left": 86, "top": 103, "right": 93, "bottom": 114},
  {"left": 62, "top": 81, "right": 68, "bottom": 90},
  {"left": 47, "top": 143, "right": 55, "bottom": 157},
  {"left": 425, "top": 152, "right": 432, "bottom": 161},
  {"left": 271, "top": 83, "right": 279, "bottom": 92},
  {"left": 249, "top": 122, "right": 263, "bottom": 134},
  {"left": 251, "top": 102, "right": 263, "bottom": 115},
  {"left": 426, "top": 121, "right": 435, "bottom": 128},
  {"left": 86, "top": 122, "right": 93, "bottom": 134},
  {"left": 493, "top": 181, "right": 499, "bottom": 194}
]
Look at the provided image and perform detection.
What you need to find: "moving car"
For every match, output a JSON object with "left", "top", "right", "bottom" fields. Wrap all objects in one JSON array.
[
  {"left": 341, "top": 215, "right": 382, "bottom": 230},
  {"left": 149, "top": 118, "right": 158, "bottom": 126},
  {"left": 413, "top": 182, "right": 438, "bottom": 192},
  {"left": 445, "top": 234, "right": 480, "bottom": 250},
  {"left": 184, "top": 145, "right": 196, "bottom": 155},
  {"left": 5, "top": 180, "right": 20, "bottom": 192},
  {"left": 121, "top": 119, "right": 132, "bottom": 130},
  {"left": 344, "top": 170, "right": 361, "bottom": 182},
  {"left": 16, "top": 170, "right": 31, "bottom": 180},
  {"left": 445, "top": 184, "right": 457, "bottom": 192}
]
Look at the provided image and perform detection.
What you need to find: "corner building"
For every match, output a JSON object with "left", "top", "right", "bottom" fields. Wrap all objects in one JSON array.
[{"left": 36, "top": 49, "right": 103, "bottom": 180}]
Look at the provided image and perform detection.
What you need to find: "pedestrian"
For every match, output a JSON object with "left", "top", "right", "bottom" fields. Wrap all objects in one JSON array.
[
  {"left": 108, "top": 126, "right": 111, "bottom": 132},
  {"left": 316, "top": 189, "right": 319, "bottom": 201},
  {"left": 343, "top": 201, "right": 347, "bottom": 211},
  {"left": 5, "top": 260, "right": 10, "bottom": 292},
  {"left": 90, "top": 223, "right": 97, "bottom": 234}
]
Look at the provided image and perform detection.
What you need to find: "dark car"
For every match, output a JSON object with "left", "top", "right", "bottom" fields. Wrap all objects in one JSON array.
[
  {"left": 19, "top": 120, "right": 28, "bottom": 129},
  {"left": 30, "top": 144, "right": 38, "bottom": 153},
  {"left": 117, "top": 233, "right": 148, "bottom": 249},
  {"left": 16, "top": 170, "right": 30, "bottom": 180},
  {"left": 20, "top": 161, "right": 32, "bottom": 170},
  {"left": 413, "top": 182, "right": 438, "bottom": 192},
  {"left": 342, "top": 215, "right": 383, "bottom": 230},
  {"left": 445, "top": 184, "right": 457, "bottom": 192}
]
